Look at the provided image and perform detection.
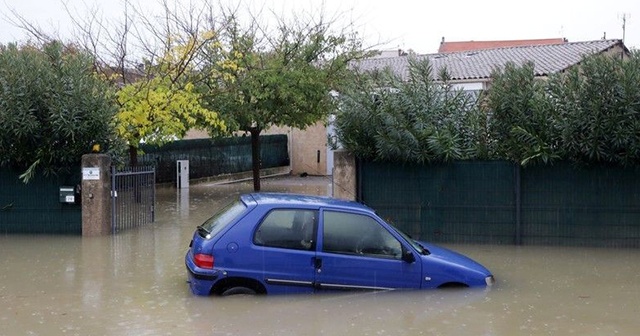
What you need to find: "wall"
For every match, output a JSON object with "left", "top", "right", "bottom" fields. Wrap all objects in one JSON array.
[
  {"left": 331, "top": 150, "right": 357, "bottom": 200},
  {"left": 289, "top": 122, "right": 329, "bottom": 176},
  {"left": 265, "top": 122, "right": 329, "bottom": 176}
]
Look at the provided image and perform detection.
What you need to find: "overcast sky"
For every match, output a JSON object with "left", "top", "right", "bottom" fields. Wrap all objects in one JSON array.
[{"left": 1, "top": 0, "right": 638, "bottom": 53}]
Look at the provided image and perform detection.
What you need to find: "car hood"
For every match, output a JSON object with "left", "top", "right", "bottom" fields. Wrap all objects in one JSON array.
[{"left": 418, "top": 241, "right": 491, "bottom": 275}]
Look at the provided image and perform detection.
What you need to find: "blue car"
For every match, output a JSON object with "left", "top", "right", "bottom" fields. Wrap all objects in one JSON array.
[{"left": 185, "top": 193, "right": 494, "bottom": 296}]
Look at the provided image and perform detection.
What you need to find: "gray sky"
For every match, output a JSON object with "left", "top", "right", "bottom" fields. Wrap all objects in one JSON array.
[{"left": 1, "top": 0, "right": 638, "bottom": 53}]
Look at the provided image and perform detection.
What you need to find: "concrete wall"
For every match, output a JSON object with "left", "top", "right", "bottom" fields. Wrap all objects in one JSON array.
[
  {"left": 259, "top": 122, "right": 330, "bottom": 176},
  {"left": 289, "top": 122, "right": 328, "bottom": 176},
  {"left": 331, "top": 150, "right": 357, "bottom": 201}
]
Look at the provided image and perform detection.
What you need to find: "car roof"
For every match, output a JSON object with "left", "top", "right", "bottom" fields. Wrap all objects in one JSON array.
[{"left": 243, "top": 193, "right": 374, "bottom": 213}]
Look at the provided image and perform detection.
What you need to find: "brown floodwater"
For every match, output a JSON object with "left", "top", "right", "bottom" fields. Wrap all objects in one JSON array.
[{"left": 1, "top": 176, "right": 639, "bottom": 335}]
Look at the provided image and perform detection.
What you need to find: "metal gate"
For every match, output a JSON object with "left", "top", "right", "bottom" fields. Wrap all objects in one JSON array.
[{"left": 111, "top": 166, "right": 156, "bottom": 233}]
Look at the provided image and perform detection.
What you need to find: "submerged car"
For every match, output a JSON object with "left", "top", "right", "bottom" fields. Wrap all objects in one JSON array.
[{"left": 185, "top": 193, "right": 494, "bottom": 296}]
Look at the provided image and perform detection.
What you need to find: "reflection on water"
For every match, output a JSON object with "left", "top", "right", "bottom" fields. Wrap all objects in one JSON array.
[{"left": 1, "top": 176, "right": 639, "bottom": 335}]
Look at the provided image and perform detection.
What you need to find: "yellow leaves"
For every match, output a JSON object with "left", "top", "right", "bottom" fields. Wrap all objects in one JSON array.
[
  {"left": 111, "top": 28, "right": 236, "bottom": 147},
  {"left": 115, "top": 76, "right": 225, "bottom": 146},
  {"left": 216, "top": 59, "right": 239, "bottom": 71}
]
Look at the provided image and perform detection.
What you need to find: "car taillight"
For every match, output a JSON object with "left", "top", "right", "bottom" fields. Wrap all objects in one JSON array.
[{"left": 194, "top": 253, "right": 214, "bottom": 269}]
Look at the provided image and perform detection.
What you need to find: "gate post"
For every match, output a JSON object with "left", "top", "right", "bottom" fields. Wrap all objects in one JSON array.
[
  {"left": 332, "top": 150, "right": 357, "bottom": 201},
  {"left": 81, "top": 154, "right": 112, "bottom": 236}
]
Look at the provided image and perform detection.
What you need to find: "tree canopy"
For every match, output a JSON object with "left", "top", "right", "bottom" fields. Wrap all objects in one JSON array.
[
  {"left": 199, "top": 11, "right": 366, "bottom": 190},
  {"left": 336, "top": 51, "right": 640, "bottom": 167},
  {"left": 0, "top": 41, "right": 118, "bottom": 181},
  {"left": 335, "top": 58, "right": 485, "bottom": 162},
  {"left": 112, "top": 32, "right": 226, "bottom": 164}
]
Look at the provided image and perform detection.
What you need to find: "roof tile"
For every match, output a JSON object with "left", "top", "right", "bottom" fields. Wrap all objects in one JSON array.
[{"left": 356, "top": 40, "right": 625, "bottom": 81}]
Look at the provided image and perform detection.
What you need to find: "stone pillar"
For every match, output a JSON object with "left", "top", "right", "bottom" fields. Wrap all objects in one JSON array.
[
  {"left": 81, "top": 154, "right": 112, "bottom": 236},
  {"left": 332, "top": 150, "right": 357, "bottom": 201}
]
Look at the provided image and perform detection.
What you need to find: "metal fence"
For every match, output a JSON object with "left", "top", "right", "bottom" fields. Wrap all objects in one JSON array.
[
  {"left": 137, "top": 134, "right": 290, "bottom": 184},
  {"left": 359, "top": 160, "right": 640, "bottom": 247},
  {"left": 111, "top": 166, "right": 155, "bottom": 233},
  {"left": 0, "top": 168, "right": 81, "bottom": 234}
]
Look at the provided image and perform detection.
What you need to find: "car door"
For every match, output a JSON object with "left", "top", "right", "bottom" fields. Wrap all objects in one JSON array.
[
  {"left": 314, "top": 209, "right": 422, "bottom": 291},
  {"left": 250, "top": 208, "right": 318, "bottom": 294}
]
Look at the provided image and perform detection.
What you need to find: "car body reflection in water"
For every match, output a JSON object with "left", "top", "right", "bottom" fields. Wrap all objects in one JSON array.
[{"left": 1, "top": 176, "right": 639, "bottom": 335}]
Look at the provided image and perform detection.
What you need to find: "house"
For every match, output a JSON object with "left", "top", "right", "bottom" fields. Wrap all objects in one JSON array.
[{"left": 187, "top": 39, "right": 630, "bottom": 177}]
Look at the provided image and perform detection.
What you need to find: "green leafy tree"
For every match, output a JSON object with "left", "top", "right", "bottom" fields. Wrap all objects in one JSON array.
[
  {"left": 335, "top": 57, "right": 483, "bottom": 163},
  {"left": 484, "top": 61, "right": 560, "bottom": 165},
  {"left": 547, "top": 52, "right": 640, "bottom": 165},
  {"left": 0, "top": 41, "right": 118, "bottom": 181},
  {"left": 486, "top": 53, "right": 640, "bottom": 166},
  {"left": 336, "top": 51, "right": 640, "bottom": 167},
  {"left": 200, "top": 12, "right": 365, "bottom": 190}
]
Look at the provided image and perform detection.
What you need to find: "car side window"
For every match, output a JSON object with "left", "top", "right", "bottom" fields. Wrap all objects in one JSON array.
[
  {"left": 322, "top": 211, "right": 402, "bottom": 259},
  {"left": 254, "top": 209, "right": 316, "bottom": 251}
]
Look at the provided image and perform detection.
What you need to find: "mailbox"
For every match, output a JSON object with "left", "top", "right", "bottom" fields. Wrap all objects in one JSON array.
[{"left": 59, "top": 186, "right": 75, "bottom": 203}]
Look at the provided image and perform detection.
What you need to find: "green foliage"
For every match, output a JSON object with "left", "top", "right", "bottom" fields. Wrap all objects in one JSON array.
[
  {"left": 335, "top": 58, "right": 483, "bottom": 162},
  {"left": 337, "top": 51, "right": 640, "bottom": 167},
  {"left": 0, "top": 41, "right": 118, "bottom": 181},
  {"left": 200, "top": 15, "right": 365, "bottom": 134},
  {"left": 485, "top": 61, "right": 561, "bottom": 165},
  {"left": 547, "top": 52, "right": 640, "bottom": 165},
  {"left": 198, "top": 13, "right": 366, "bottom": 190}
]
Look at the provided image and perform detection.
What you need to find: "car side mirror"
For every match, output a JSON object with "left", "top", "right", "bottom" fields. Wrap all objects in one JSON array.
[{"left": 402, "top": 249, "right": 415, "bottom": 263}]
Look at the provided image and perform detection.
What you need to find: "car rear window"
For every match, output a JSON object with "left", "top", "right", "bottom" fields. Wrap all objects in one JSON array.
[{"left": 198, "top": 200, "right": 247, "bottom": 238}]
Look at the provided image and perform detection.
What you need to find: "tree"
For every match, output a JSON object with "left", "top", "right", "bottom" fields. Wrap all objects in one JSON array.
[
  {"left": 547, "top": 52, "right": 640, "bottom": 165},
  {"left": 199, "top": 10, "right": 366, "bottom": 191},
  {"left": 0, "top": 41, "right": 118, "bottom": 181},
  {"left": 335, "top": 57, "right": 483, "bottom": 163},
  {"left": 114, "top": 37, "right": 226, "bottom": 165},
  {"left": 336, "top": 51, "right": 640, "bottom": 167},
  {"left": 485, "top": 53, "right": 640, "bottom": 166},
  {"left": 8, "top": 0, "right": 227, "bottom": 165},
  {"left": 79, "top": 1, "right": 227, "bottom": 165},
  {"left": 484, "top": 61, "right": 560, "bottom": 165}
]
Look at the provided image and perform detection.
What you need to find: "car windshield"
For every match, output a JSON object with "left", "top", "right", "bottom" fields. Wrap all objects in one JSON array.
[
  {"left": 197, "top": 200, "right": 247, "bottom": 239},
  {"left": 385, "top": 221, "right": 430, "bottom": 255}
]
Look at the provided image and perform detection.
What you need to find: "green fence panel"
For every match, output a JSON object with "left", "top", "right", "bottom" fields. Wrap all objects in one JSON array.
[
  {"left": 138, "top": 134, "right": 289, "bottom": 183},
  {"left": 0, "top": 168, "right": 81, "bottom": 234},
  {"left": 521, "top": 163, "right": 640, "bottom": 247},
  {"left": 360, "top": 160, "right": 640, "bottom": 247},
  {"left": 360, "top": 161, "right": 516, "bottom": 244}
]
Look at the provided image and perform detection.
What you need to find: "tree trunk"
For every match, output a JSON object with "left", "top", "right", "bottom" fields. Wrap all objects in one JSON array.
[
  {"left": 250, "top": 128, "right": 261, "bottom": 191},
  {"left": 129, "top": 145, "right": 138, "bottom": 166}
]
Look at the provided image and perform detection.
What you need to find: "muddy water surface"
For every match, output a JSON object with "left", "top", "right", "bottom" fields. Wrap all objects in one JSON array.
[{"left": 1, "top": 176, "right": 639, "bottom": 335}]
